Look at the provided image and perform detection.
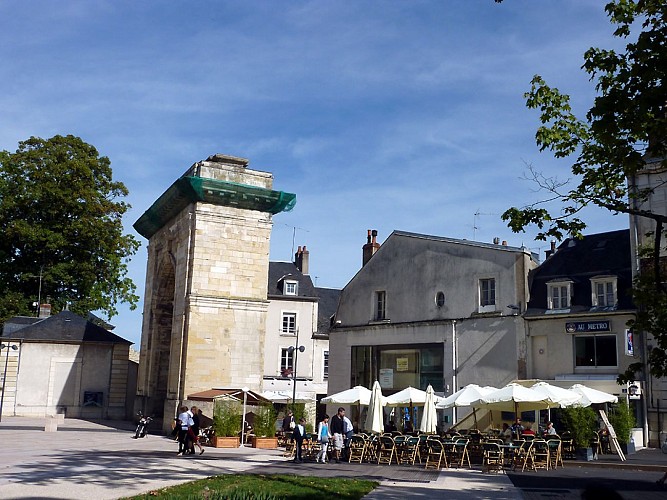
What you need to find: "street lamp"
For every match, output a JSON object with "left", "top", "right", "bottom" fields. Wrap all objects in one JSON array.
[
  {"left": 288, "top": 344, "right": 305, "bottom": 409},
  {"left": 0, "top": 342, "right": 19, "bottom": 423}
]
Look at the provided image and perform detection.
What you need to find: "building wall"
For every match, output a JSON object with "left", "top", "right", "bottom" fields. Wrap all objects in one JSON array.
[
  {"left": 10, "top": 342, "right": 125, "bottom": 418},
  {"left": 526, "top": 314, "right": 637, "bottom": 380}
]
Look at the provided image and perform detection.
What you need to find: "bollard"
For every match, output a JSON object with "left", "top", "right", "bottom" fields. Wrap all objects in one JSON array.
[
  {"left": 55, "top": 413, "right": 65, "bottom": 423},
  {"left": 44, "top": 417, "right": 58, "bottom": 432}
]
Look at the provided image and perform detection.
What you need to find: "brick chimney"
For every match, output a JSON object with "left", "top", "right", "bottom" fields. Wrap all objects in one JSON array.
[
  {"left": 294, "top": 245, "right": 310, "bottom": 275},
  {"left": 362, "top": 229, "right": 381, "bottom": 266},
  {"left": 545, "top": 240, "right": 557, "bottom": 259},
  {"left": 39, "top": 303, "right": 52, "bottom": 318}
]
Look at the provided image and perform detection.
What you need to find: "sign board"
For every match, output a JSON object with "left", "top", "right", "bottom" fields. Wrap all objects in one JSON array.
[
  {"left": 379, "top": 368, "right": 393, "bottom": 389},
  {"left": 599, "top": 410, "right": 626, "bottom": 461},
  {"left": 625, "top": 329, "right": 634, "bottom": 356},
  {"left": 396, "top": 357, "right": 409, "bottom": 372},
  {"left": 565, "top": 320, "right": 610, "bottom": 333}
]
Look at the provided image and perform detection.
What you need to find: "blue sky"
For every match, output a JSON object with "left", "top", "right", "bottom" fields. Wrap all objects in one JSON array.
[{"left": 1, "top": 1, "right": 629, "bottom": 347}]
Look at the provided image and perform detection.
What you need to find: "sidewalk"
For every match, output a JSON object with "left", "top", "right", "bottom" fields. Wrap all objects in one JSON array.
[{"left": 0, "top": 417, "right": 664, "bottom": 499}]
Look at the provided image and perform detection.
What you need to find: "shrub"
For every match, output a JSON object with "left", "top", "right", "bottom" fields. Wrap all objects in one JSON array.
[
  {"left": 253, "top": 403, "right": 277, "bottom": 437},
  {"left": 213, "top": 399, "right": 242, "bottom": 437},
  {"left": 608, "top": 400, "right": 635, "bottom": 444},
  {"left": 559, "top": 406, "right": 597, "bottom": 449}
]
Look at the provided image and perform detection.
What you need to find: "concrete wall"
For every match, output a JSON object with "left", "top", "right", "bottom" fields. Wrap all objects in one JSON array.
[{"left": 11, "top": 342, "right": 128, "bottom": 419}]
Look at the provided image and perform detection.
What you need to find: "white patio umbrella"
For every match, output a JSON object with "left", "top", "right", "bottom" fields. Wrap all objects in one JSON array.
[
  {"left": 385, "top": 386, "right": 444, "bottom": 407},
  {"left": 419, "top": 385, "right": 438, "bottom": 434},
  {"left": 321, "top": 386, "right": 372, "bottom": 405},
  {"left": 470, "top": 382, "right": 557, "bottom": 413},
  {"left": 569, "top": 384, "right": 618, "bottom": 406},
  {"left": 436, "top": 384, "right": 497, "bottom": 429},
  {"left": 530, "top": 382, "right": 582, "bottom": 408},
  {"left": 364, "top": 381, "right": 386, "bottom": 434}
]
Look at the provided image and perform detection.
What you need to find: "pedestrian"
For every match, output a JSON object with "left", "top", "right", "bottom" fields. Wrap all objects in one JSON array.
[
  {"left": 342, "top": 412, "right": 354, "bottom": 460},
  {"left": 176, "top": 405, "right": 193, "bottom": 456},
  {"left": 292, "top": 417, "right": 307, "bottom": 463},
  {"left": 330, "top": 407, "right": 346, "bottom": 463},
  {"left": 316, "top": 415, "right": 331, "bottom": 463},
  {"left": 282, "top": 410, "right": 295, "bottom": 432},
  {"left": 188, "top": 406, "right": 205, "bottom": 455}
]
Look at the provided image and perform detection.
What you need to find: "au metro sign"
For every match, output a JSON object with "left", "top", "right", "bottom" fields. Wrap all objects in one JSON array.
[{"left": 565, "top": 320, "right": 610, "bottom": 333}]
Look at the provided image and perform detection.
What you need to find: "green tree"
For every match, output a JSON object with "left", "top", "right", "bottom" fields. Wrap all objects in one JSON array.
[
  {"left": 0, "top": 135, "right": 139, "bottom": 323},
  {"left": 501, "top": 1, "right": 667, "bottom": 378}
]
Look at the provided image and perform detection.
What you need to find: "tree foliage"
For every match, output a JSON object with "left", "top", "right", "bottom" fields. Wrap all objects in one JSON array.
[
  {"left": 0, "top": 135, "right": 139, "bottom": 324},
  {"left": 501, "top": 1, "right": 667, "bottom": 378}
]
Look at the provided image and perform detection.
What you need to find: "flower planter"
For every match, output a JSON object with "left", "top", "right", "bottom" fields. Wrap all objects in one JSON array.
[
  {"left": 252, "top": 436, "right": 278, "bottom": 449},
  {"left": 576, "top": 447, "right": 595, "bottom": 461},
  {"left": 213, "top": 436, "right": 240, "bottom": 448}
]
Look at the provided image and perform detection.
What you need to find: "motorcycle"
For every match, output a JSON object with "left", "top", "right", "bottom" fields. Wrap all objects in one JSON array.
[{"left": 133, "top": 412, "right": 153, "bottom": 439}]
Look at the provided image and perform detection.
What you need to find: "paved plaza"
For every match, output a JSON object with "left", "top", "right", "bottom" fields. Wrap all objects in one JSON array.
[{"left": 0, "top": 417, "right": 664, "bottom": 499}]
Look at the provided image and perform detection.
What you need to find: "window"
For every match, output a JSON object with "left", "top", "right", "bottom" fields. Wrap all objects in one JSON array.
[
  {"left": 479, "top": 278, "right": 496, "bottom": 312},
  {"left": 284, "top": 280, "right": 298, "bottom": 296},
  {"left": 323, "top": 350, "right": 329, "bottom": 379},
  {"left": 548, "top": 281, "right": 572, "bottom": 309},
  {"left": 280, "top": 347, "right": 294, "bottom": 374},
  {"left": 591, "top": 277, "right": 617, "bottom": 307},
  {"left": 281, "top": 312, "right": 297, "bottom": 334},
  {"left": 574, "top": 335, "right": 617, "bottom": 368},
  {"left": 375, "top": 291, "right": 386, "bottom": 320}
]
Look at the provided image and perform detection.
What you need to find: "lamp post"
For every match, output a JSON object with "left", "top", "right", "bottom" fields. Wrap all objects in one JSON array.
[
  {"left": 0, "top": 342, "right": 19, "bottom": 423},
  {"left": 288, "top": 344, "right": 305, "bottom": 409}
]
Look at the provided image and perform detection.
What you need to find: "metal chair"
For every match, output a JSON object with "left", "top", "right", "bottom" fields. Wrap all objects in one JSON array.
[{"left": 513, "top": 440, "right": 535, "bottom": 472}]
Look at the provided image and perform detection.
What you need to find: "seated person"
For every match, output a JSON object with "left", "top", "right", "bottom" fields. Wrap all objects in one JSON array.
[
  {"left": 544, "top": 421, "right": 557, "bottom": 436},
  {"left": 501, "top": 423, "right": 512, "bottom": 442},
  {"left": 510, "top": 419, "right": 524, "bottom": 439},
  {"left": 521, "top": 423, "right": 536, "bottom": 436}
]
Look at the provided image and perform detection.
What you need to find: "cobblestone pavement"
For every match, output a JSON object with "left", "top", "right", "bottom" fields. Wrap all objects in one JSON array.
[{"left": 0, "top": 417, "right": 664, "bottom": 499}]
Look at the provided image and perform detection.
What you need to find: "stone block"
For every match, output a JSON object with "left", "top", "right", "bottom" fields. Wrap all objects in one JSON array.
[{"left": 44, "top": 418, "right": 58, "bottom": 432}]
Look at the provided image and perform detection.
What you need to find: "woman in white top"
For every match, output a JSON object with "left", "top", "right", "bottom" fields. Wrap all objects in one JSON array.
[{"left": 316, "top": 415, "right": 331, "bottom": 463}]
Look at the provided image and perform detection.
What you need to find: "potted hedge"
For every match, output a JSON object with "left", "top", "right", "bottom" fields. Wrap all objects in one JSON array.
[
  {"left": 251, "top": 403, "right": 278, "bottom": 449},
  {"left": 213, "top": 399, "right": 242, "bottom": 448},
  {"left": 560, "top": 406, "right": 597, "bottom": 461},
  {"left": 608, "top": 401, "right": 635, "bottom": 454}
]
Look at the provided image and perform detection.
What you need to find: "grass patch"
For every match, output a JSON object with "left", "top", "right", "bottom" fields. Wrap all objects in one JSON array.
[{"left": 126, "top": 473, "right": 378, "bottom": 499}]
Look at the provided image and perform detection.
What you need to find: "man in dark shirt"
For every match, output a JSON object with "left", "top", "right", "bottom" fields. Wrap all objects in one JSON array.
[
  {"left": 330, "top": 407, "right": 346, "bottom": 463},
  {"left": 282, "top": 410, "right": 295, "bottom": 433}
]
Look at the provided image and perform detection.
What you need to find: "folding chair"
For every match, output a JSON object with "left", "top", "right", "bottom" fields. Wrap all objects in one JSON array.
[
  {"left": 547, "top": 439, "right": 563, "bottom": 469},
  {"left": 482, "top": 442, "right": 504, "bottom": 474},
  {"left": 532, "top": 439, "right": 550, "bottom": 470},
  {"left": 513, "top": 441, "right": 535, "bottom": 472},
  {"left": 424, "top": 438, "right": 447, "bottom": 470},
  {"left": 377, "top": 435, "right": 397, "bottom": 465},
  {"left": 347, "top": 434, "right": 366, "bottom": 463},
  {"left": 283, "top": 431, "right": 295, "bottom": 458},
  {"left": 399, "top": 436, "right": 420, "bottom": 465},
  {"left": 448, "top": 438, "right": 471, "bottom": 468}
]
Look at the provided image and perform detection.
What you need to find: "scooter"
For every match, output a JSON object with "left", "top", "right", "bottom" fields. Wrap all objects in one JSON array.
[{"left": 133, "top": 412, "right": 153, "bottom": 438}]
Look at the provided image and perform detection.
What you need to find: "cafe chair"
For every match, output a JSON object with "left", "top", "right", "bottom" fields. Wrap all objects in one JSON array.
[{"left": 482, "top": 442, "right": 504, "bottom": 474}]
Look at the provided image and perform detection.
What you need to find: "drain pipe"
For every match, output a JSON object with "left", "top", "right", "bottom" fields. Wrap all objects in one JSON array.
[{"left": 452, "top": 320, "right": 458, "bottom": 425}]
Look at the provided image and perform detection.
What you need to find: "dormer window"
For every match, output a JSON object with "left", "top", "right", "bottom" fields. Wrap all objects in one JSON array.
[
  {"left": 284, "top": 280, "right": 298, "bottom": 296},
  {"left": 590, "top": 276, "right": 617, "bottom": 307},
  {"left": 548, "top": 280, "right": 572, "bottom": 310}
]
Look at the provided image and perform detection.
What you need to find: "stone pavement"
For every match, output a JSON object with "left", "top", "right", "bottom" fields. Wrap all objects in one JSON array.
[{"left": 0, "top": 417, "right": 663, "bottom": 499}]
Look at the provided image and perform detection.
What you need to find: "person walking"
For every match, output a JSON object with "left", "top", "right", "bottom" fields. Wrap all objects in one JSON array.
[
  {"left": 316, "top": 415, "right": 331, "bottom": 463},
  {"left": 176, "top": 406, "right": 193, "bottom": 456},
  {"left": 292, "top": 417, "right": 307, "bottom": 463},
  {"left": 330, "top": 407, "right": 346, "bottom": 463},
  {"left": 188, "top": 406, "right": 205, "bottom": 455},
  {"left": 282, "top": 410, "right": 295, "bottom": 432},
  {"left": 342, "top": 413, "right": 354, "bottom": 460}
]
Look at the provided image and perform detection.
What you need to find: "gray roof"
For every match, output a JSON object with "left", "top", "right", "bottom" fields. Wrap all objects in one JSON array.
[
  {"left": 267, "top": 261, "right": 317, "bottom": 298},
  {"left": 314, "top": 287, "right": 341, "bottom": 334},
  {"left": 2, "top": 310, "right": 132, "bottom": 344}
]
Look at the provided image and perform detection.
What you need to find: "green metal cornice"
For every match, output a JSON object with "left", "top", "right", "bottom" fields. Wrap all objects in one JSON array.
[{"left": 133, "top": 176, "right": 296, "bottom": 239}]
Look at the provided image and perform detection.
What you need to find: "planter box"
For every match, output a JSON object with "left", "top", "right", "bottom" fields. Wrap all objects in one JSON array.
[
  {"left": 252, "top": 436, "right": 278, "bottom": 449},
  {"left": 213, "top": 436, "right": 240, "bottom": 448},
  {"left": 576, "top": 447, "right": 595, "bottom": 461}
]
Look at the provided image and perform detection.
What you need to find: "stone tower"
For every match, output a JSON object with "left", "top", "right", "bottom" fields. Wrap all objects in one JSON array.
[{"left": 133, "top": 154, "right": 296, "bottom": 423}]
